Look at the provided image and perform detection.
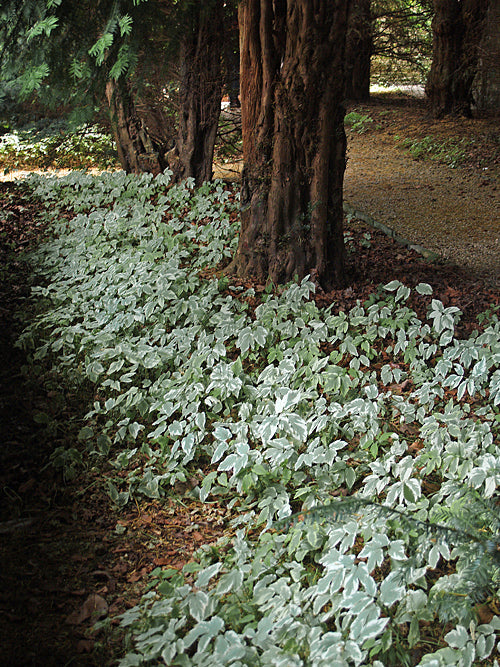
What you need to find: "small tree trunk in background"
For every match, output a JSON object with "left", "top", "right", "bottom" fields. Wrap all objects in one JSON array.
[
  {"left": 105, "top": 79, "right": 166, "bottom": 174},
  {"left": 230, "top": 0, "right": 348, "bottom": 288},
  {"left": 172, "top": 0, "right": 224, "bottom": 186},
  {"left": 345, "top": 0, "right": 372, "bottom": 102},
  {"left": 426, "top": 0, "right": 489, "bottom": 117},
  {"left": 223, "top": 1, "right": 241, "bottom": 107},
  {"left": 474, "top": 0, "right": 500, "bottom": 111}
]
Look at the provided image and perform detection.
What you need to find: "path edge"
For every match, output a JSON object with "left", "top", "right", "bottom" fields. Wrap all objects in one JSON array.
[{"left": 343, "top": 202, "right": 442, "bottom": 263}]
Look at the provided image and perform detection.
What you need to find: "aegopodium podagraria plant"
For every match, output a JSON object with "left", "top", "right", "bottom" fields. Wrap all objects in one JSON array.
[{"left": 17, "top": 169, "right": 500, "bottom": 666}]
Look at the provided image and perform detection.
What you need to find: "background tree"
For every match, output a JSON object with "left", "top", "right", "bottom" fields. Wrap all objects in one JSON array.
[
  {"left": 426, "top": 0, "right": 490, "bottom": 116},
  {"left": 171, "top": 0, "right": 225, "bottom": 185},
  {"left": 0, "top": 0, "right": 227, "bottom": 183},
  {"left": 345, "top": 0, "right": 372, "bottom": 102},
  {"left": 344, "top": 0, "right": 433, "bottom": 102},
  {"left": 473, "top": 0, "right": 500, "bottom": 110},
  {"left": 222, "top": 1, "right": 240, "bottom": 108},
  {"left": 371, "top": 0, "right": 433, "bottom": 86},
  {"left": 230, "top": 0, "right": 349, "bottom": 288}
]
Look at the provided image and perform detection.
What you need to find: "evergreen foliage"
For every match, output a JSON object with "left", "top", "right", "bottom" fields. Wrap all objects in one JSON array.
[
  {"left": 372, "top": 0, "right": 433, "bottom": 84},
  {"left": 0, "top": 1, "right": 183, "bottom": 125}
]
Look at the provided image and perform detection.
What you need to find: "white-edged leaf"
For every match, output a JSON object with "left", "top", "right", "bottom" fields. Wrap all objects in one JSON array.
[
  {"left": 416, "top": 283, "right": 433, "bottom": 295},
  {"left": 445, "top": 625, "right": 469, "bottom": 649},
  {"left": 196, "top": 562, "right": 222, "bottom": 588}
]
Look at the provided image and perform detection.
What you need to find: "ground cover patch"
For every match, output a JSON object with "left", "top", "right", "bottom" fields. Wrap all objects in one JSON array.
[
  {"left": 0, "top": 119, "right": 118, "bottom": 172},
  {"left": 345, "top": 97, "right": 500, "bottom": 174},
  {"left": 9, "top": 168, "right": 499, "bottom": 666}
]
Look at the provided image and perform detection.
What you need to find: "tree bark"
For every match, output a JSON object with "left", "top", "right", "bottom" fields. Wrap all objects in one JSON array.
[
  {"left": 230, "top": 0, "right": 348, "bottom": 289},
  {"left": 223, "top": 1, "right": 241, "bottom": 107},
  {"left": 426, "top": 0, "right": 490, "bottom": 117},
  {"left": 105, "top": 79, "right": 166, "bottom": 175},
  {"left": 474, "top": 0, "right": 500, "bottom": 110},
  {"left": 345, "top": 0, "right": 372, "bottom": 102},
  {"left": 171, "top": 0, "right": 224, "bottom": 186}
]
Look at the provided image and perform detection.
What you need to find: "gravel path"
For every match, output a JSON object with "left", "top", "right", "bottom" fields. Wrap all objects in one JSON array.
[{"left": 344, "top": 131, "right": 500, "bottom": 286}]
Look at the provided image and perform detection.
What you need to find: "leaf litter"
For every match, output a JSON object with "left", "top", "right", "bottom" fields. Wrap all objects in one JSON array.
[{"left": 0, "top": 105, "right": 499, "bottom": 665}]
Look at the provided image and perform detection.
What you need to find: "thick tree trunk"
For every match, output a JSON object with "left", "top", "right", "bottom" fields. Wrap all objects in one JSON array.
[
  {"left": 426, "top": 0, "right": 489, "bottom": 117},
  {"left": 345, "top": 0, "right": 372, "bottom": 102},
  {"left": 105, "top": 79, "right": 166, "bottom": 175},
  {"left": 171, "top": 1, "right": 224, "bottom": 186},
  {"left": 230, "top": 0, "right": 348, "bottom": 289}
]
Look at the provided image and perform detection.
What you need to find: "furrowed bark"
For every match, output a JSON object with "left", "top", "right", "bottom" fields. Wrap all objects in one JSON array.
[
  {"left": 105, "top": 79, "right": 165, "bottom": 175},
  {"left": 426, "top": 0, "right": 489, "bottom": 117},
  {"left": 230, "top": 0, "right": 348, "bottom": 289},
  {"left": 172, "top": 0, "right": 224, "bottom": 186},
  {"left": 345, "top": 0, "right": 372, "bottom": 102}
]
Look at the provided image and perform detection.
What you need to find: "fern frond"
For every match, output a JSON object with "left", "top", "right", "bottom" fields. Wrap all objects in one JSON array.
[{"left": 276, "top": 494, "right": 497, "bottom": 552}]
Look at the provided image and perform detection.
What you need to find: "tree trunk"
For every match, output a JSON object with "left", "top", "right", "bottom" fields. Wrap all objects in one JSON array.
[
  {"left": 230, "top": 0, "right": 348, "bottom": 289},
  {"left": 171, "top": 0, "right": 224, "bottom": 186},
  {"left": 105, "top": 79, "right": 166, "bottom": 175},
  {"left": 474, "top": 0, "right": 500, "bottom": 110},
  {"left": 345, "top": 0, "right": 372, "bottom": 102},
  {"left": 223, "top": 2, "right": 241, "bottom": 107},
  {"left": 426, "top": 0, "right": 489, "bottom": 117}
]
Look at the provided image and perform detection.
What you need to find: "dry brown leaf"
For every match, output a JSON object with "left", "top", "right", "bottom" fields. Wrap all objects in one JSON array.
[
  {"left": 66, "top": 593, "right": 108, "bottom": 625},
  {"left": 408, "top": 440, "right": 424, "bottom": 454},
  {"left": 475, "top": 603, "right": 494, "bottom": 625},
  {"left": 77, "top": 639, "right": 95, "bottom": 653}
]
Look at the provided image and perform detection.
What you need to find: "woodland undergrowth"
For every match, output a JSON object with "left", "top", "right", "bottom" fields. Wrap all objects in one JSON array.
[{"left": 15, "top": 169, "right": 500, "bottom": 666}]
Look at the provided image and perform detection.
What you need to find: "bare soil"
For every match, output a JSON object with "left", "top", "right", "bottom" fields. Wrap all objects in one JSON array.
[{"left": 344, "top": 94, "right": 499, "bottom": 286}]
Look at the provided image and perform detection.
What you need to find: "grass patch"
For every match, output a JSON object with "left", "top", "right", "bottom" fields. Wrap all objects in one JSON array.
[
  {"left": 395, "top": 135, "right": 475, "bottom": 168},
  {"left": 345, "top": 111, "right": 376, "bottom": 134}
]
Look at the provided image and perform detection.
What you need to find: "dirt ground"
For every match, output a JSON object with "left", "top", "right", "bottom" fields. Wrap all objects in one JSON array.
[{"left": 343, "top": 94, "right": 499, "bottom": 286}]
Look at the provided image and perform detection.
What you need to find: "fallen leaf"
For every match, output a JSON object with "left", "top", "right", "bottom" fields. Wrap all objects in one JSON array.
[
  {"left": 111, "top": 562, "right": 128, "bottom": 575},
  {"left": 108, "top": 597, "right": 125, "bottom": 615},
  {"left": 127, "top": 568, "right": 148, "bottom": 583},
  {"left": 66, "top": 593, "right": 108, "bottom": 625},
  {"left": 408, "top": 440, "right": 424, "bottom": 454},
  {"left": 77, "top": 639, "right": 95, "bottom": 653},
  {"left": 475, "top": 603, "right": 494, "bottom": 624},
  {"left": 153, "top": 557, "right": 172, "bottom": 567}
]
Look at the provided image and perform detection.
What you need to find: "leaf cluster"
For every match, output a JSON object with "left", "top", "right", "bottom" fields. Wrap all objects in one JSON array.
[
  {"left": 18, "top": 170, "right": 500, "bottom": 666},
  {"left": 0, "top": 119, "right": 118, "bottom": 171}
]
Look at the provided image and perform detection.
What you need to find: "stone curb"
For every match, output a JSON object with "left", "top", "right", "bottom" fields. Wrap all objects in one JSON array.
[{"left": 343, "top": 202, "right": 442, "bottom": 263}]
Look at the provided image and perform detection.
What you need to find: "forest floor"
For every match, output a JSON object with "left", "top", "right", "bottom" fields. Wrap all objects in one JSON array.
[
  {"left": 0, "top": 95, "right": 499, "bottom": 666},
  {"left": 344, "top": 94, "right": 499, "bottom": 287}
]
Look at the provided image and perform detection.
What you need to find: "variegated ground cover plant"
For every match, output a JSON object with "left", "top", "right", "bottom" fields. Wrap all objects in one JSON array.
[
  {"left": 19, "top": 170, "right": 500, "bottom": 666},
  {"left": 0, "top": 121, "right": 118, "bottom": 171}
]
